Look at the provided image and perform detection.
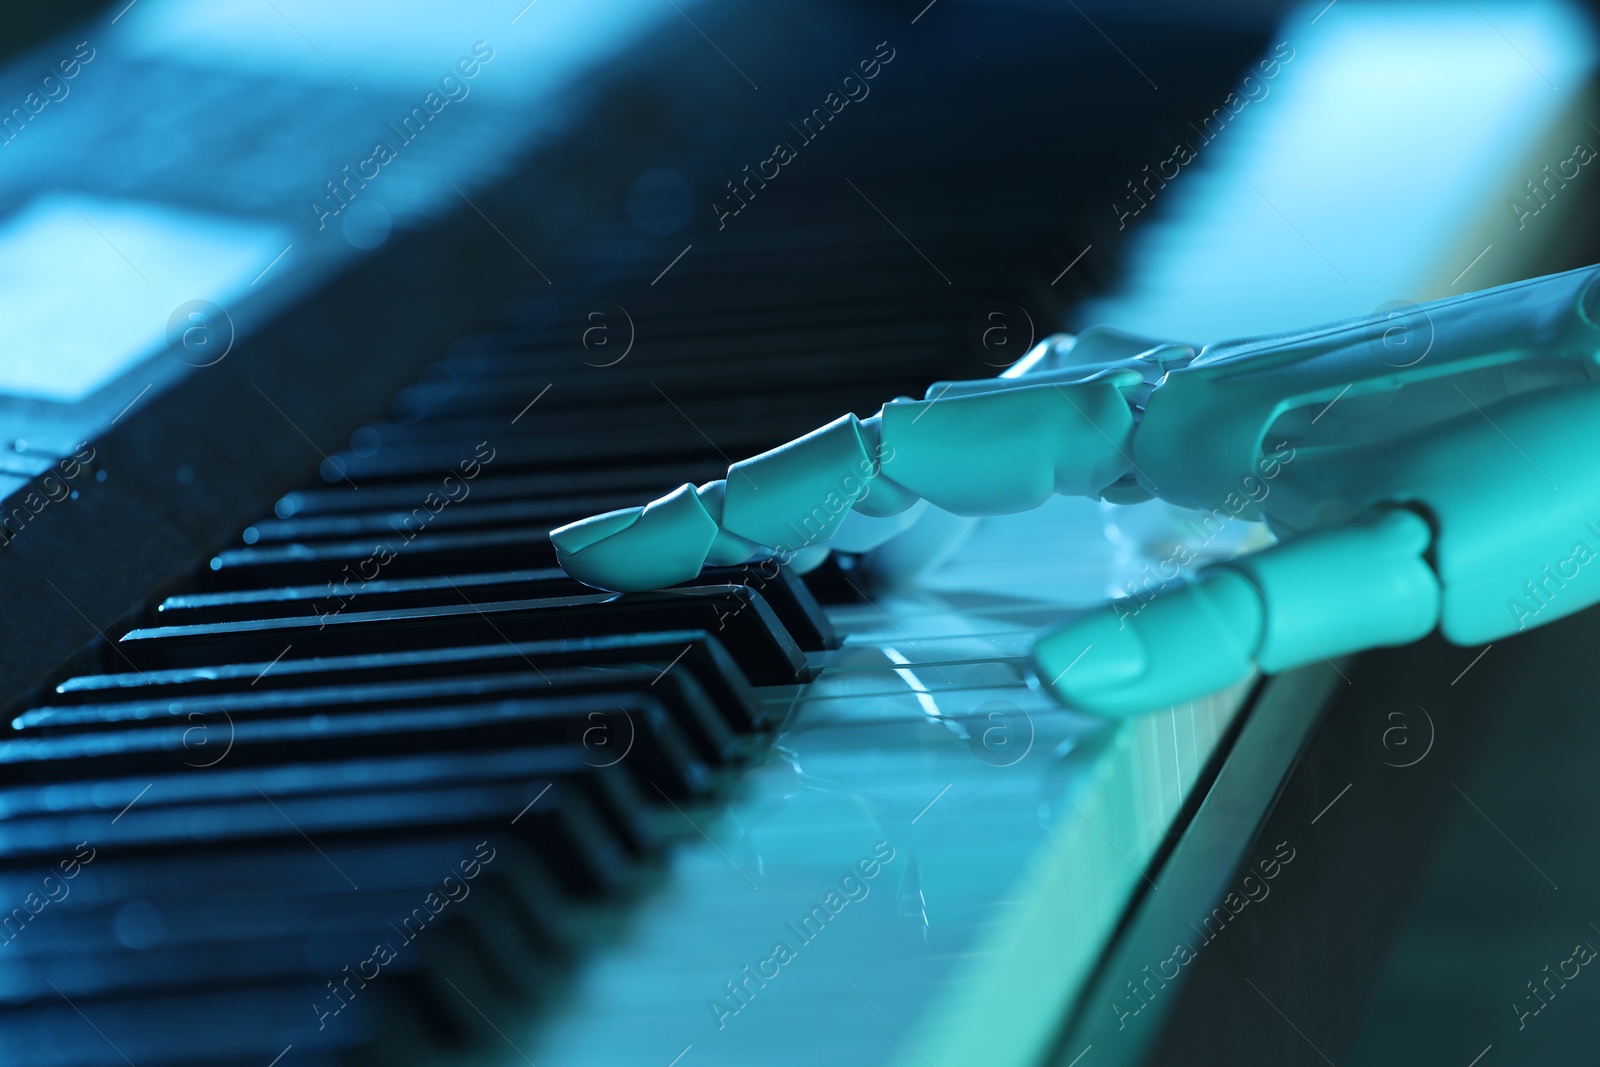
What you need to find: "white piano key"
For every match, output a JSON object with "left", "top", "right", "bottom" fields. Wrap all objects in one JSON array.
[{"left": 515, "top": 497, "right": 1255, "bottom": 1067}]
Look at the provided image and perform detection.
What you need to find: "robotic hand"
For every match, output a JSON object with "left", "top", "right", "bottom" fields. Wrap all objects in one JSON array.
[{"left": 551, "top": 264, "right": 1600, "bottom": 717}]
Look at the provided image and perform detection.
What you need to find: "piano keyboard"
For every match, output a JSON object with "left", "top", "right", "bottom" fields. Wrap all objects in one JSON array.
[
  {"left": 4, "top": 348, "right": 1249, "bottom": 1067},
  {"left": 0, "top": 273, "right": 1248, "bottom": 1066},
  {"left": 0, "top": 7, "right": 1282, "bottom": 1066}
]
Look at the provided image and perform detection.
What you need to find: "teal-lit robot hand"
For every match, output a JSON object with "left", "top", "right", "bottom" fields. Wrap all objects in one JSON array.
[{"left": 552, "top": 264, "right": 1600, "bottom": 716}]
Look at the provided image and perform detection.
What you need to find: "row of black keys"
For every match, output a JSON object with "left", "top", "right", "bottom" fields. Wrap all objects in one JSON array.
[
  {"left": 3, "top": 360, "right": 855, "bottom": 1063},
  {"left": 2, "top": 219, "right": 1028, "bottom": 1066},
  {"left": 5, "top": 600, "right": 813, "bottom": 1066},
  {"left": 0, "top": 339, "right": 880, "bottom": 1066}
]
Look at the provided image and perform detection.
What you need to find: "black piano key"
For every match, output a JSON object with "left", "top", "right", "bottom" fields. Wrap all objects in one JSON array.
[
  {"left": 0, "top": 745, "right": 660, "bottom": 860},
  {"left": 378, "top": 363, "right": 910, "bottom": 428},
  {"left": 9, "top": 838, "right": 572, "bottom": 960},
  {"left": 205, "top": 527, "right": 560, "bottom": 588},
  {"left": 270, "top": 458, "right": 728, "bottom": 519},
  {"left": 430, "top": 315, "right": 951, "bottom": 384},
  {"left": 241, "top": 493, "right": 646, "bottom": 544},
  {"left": 54, "top": 631, "right": 765, "bottom": 733},
  {"left": 727, "top": 563, "right": 838, "bottom": 650},
  {"left": 161, "top": 562, "right": 837, "bottom": 651},
  {"left": 38, "top": 692, "right": 702, "bottom": 804},
  {"left": 0, "top": 727, "right": 643, "bottom": 896},
  {"left": 473, "top": 288, "right": 961, "bottom": 351},
  {"left": 0, "top": 888, "right": 539, "bottom": 1011},
  {"left": 0, "top": 778, "right": 629, "bottom": 897},
  {"left": 798, "top": 551, "right": 872, "bottom": 605},
  {"left": 400, "top": 335, "right": 948, "bottom": 411},
  {"left": 119, "top": 585, "right": 809, "bottom": 686},
  {"left": 20, "top": 667, "right": 739, "bottom": 769},
  {"left": 0, "top": 936, "right": 345, "bottom": 1004},
  {"left": 0, "top": 697, "right": 685, "bottom": 838},
  {"left": 354, "top": 381, "right": 902, "bottom": 454},
  {"left": 326, "top": 419, "right": 813, "bottom": 482},
  {"left": 27, "top": 883, "right": 548, "bottom": 1044},
  {"left": 5, "top": 839, "right": 480, "bottom": 900},
  {"left": 0, "top": 983, "right": 393, "bottom": 1066}
]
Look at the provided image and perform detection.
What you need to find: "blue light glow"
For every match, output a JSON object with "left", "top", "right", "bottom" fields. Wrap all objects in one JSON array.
[
  {"left": 1081, "top": 0, "right": 1598, "bottom": 342},
  {"left": 0, "top": 193, "right": 285, "bottom": 401}
]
